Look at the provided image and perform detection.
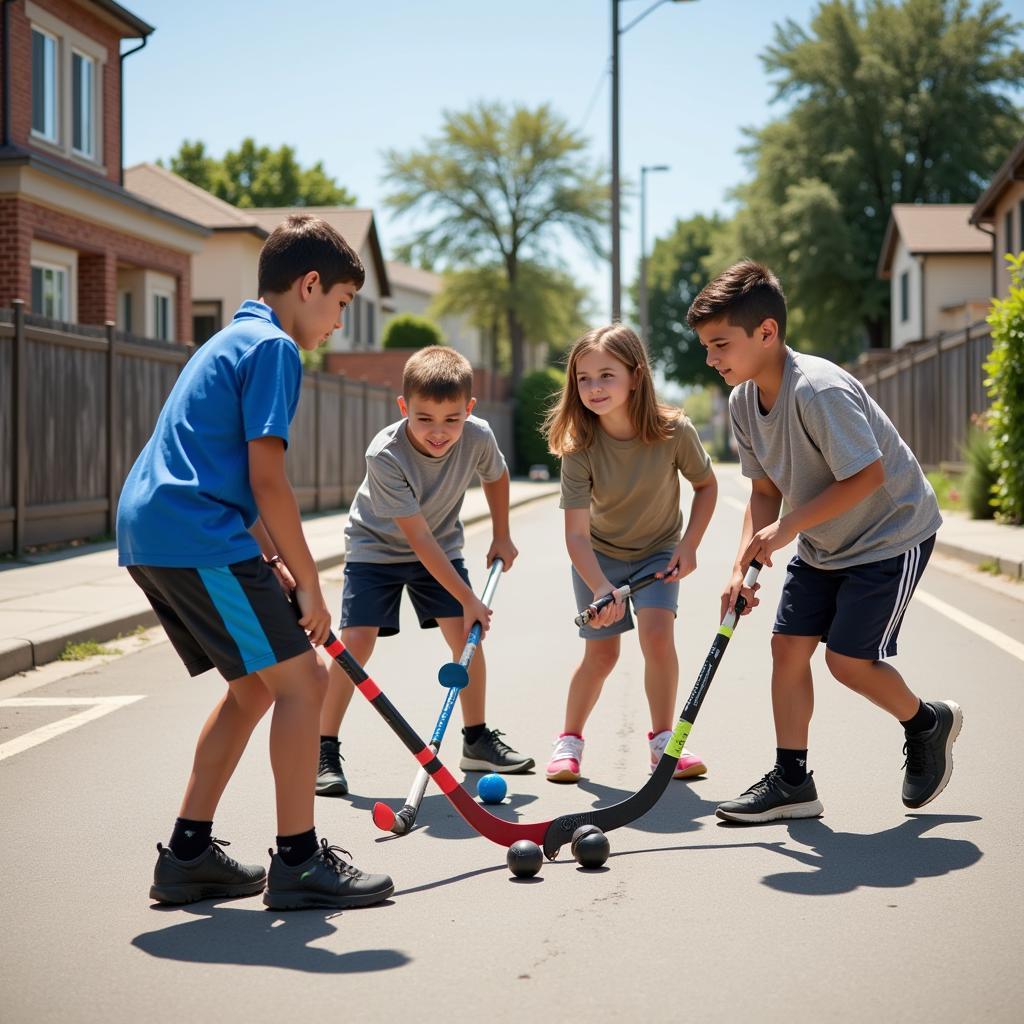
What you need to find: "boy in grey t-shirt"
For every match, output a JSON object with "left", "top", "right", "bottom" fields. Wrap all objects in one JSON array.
[
  {"left": 316, "top": 347, "right": 534, "bottom": 795},
  {"left": 688, "top": 260, "right": 962, "bottom": 823}
]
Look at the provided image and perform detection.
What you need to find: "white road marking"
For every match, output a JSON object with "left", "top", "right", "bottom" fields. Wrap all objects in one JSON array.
[
  {"left": 720, "top": 490, "right": 1024, "bottom": 663},
  {"left": 0, "top": 695, "right": 145, "bottom": 762}
]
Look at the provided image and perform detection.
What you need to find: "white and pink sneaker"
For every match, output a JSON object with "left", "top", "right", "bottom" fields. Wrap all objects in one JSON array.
[
  {"left": 649, "top": 730, "right": 707, "bottom": 779},
  {"left": 546, "top": 733, "right": 585, "bottom": 783}
]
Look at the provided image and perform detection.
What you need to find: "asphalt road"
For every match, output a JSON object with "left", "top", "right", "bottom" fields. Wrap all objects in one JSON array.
[{"left": 2, "top": 474, "right": 1022, "bottom": 1023}]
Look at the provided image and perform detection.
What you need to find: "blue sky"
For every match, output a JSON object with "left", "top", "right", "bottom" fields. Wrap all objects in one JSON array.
[{"left": 119, "top": 1, "right": 896, "bottom": 321}]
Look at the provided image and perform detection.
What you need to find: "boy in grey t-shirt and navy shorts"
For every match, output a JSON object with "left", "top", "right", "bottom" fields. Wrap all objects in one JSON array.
[
  {"left": 315, "top": 347, "right": 534, "bottom": 796},
  {"left": 689, "top": 260, "right": 962, "bottom": 823}
]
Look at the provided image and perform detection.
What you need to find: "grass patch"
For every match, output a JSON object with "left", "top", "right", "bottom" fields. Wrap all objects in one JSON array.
[
  {"left": 927, "top": 470, "right": 966, "bottom": 512},
  {"left": 59, "top": 639, "right": 122, "bottom": 661}
]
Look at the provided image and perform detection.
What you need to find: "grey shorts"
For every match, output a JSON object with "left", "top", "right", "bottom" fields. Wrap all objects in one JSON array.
[{"left": 571, "top": 548, "right": 679, "bottom": 639}]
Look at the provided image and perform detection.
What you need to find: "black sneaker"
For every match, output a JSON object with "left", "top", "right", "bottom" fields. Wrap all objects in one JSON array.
[
  {"left": 150, "top": 838, "right": 266, "bottom": 905},
  {"left": 263, "top": 838, "right": 394, "bottom": 911},
  {"left": 902, "top": 700, "right": 963, "bottom": 808},
  {"left": 316, "top": 738, "right": 348, "bottom": 796},
  {"left": 460, "top": 728, "right": 535, "bottom": 774},
  {"left": 716, "top": 769, "right": 824, "bottom": 824}
]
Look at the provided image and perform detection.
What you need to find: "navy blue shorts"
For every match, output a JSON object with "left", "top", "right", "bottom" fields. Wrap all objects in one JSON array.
[
  {"left": 127, "top": 557, "right": 312, "bottom": 681},
  {"left": 340, "top": 559, "right": 471, "bottom": 637},
  {"left": 773, "top": 535, "right": 935, "bottom": 660}
]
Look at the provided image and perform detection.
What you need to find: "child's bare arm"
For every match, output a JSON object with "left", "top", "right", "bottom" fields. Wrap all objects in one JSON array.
[
  {"left": 248, "top": 437, "right": 330, "bottom": 644},
  {"left": 394, "top": 512, "right": 492, "bottom": 639},
  {"left": 481, "top": 469, "right": 517, "bottom": 570}
]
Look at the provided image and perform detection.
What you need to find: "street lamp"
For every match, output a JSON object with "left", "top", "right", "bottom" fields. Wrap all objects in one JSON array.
[
  {"left": 639, "top": 163, "right": 670, "bottom": 344},
  {"left": 610, "top": 0, "right": 696, "bottom": 322}
]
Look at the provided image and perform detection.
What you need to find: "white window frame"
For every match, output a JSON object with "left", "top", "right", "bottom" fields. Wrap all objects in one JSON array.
[
  {"left": 152, "top": 292, "right": 173, "bottom": 342},
  {"left": 31, "top": 26, "right": 59, "bottom": 143},
  {"left": 71, "top": 48, "right": 96, "bottom": 160},
  {"left": 31, "top": 262, "right": 70, "bottom": 321}
]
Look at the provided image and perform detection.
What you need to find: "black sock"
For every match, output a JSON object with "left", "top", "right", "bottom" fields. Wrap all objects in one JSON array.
[
  {"left": 320, "top": 735, "right": 338, "bottom": 745},
  {"left": 901, "top": 701, "right": 937, "bottom": 735},
  {"left": 775, "top": 748, "right": 808, "bottom": 786},
  {"left": 276, "top": 828, "right": 318, "bottom": 866},
  {"left": 169, "top": 818, "right": 213, "bottom": 860},
  {"left": 463, "top": 722, "right": 487, "bottom": 745}
]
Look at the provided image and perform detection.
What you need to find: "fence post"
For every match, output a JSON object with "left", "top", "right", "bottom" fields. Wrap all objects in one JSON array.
[
  {"left": 935, "top": 334, "right": 944, "bottom": 466},
  {"left": 313, "top": 372, "right": 322, "bottom": 512},
  {"left": 908, "top": 345, "right": 916, "bottom": 457},
  {"left": 964, "top": 322, "right": 973, "bottom": 433},
  {"left": 106, "top": 321, "right": 118, "bottom": 537},
  {"left": 12, "top": 299, "right": 26, "bottom": 557},
  {"left": 337, "top": 372, "right": 347, "bottom": 505}
]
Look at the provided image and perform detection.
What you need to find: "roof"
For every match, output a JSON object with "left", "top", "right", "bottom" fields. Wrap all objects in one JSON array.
[
  {"left": 247, "top": 208, "right": 390, "bottom": 297},
  {"left": 83, "top": 0, "right": 154, "bottom": 37},
  {"left": 971, "top": 136, "right": 1024, "bottom": 224},
  {"left": 877, "top": 204, "right": 991, "bottom": 277},
  {"left": 124, "top": 164, "right": 267, "bottom": 237},
  {"left": 385, "top": 261, "right": 442, "bottom": 296}
]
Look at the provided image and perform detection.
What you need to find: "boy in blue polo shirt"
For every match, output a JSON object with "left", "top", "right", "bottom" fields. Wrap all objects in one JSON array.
[
  {"left": 688, "top": 260, "right": 961, "bottom": 823},
  {"left": 117, "top": 214, "right": 393, "bottom": 910}
]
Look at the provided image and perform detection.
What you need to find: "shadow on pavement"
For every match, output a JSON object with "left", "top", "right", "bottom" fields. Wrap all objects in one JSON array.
[
  {"left": 718, "top": 813, "right": 983, "bottom": 895},
  {"left": 132, "top": 902, "right": 408, "bottom": 973}
]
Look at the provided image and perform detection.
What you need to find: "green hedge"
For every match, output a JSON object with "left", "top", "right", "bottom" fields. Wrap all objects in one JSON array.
[
  {"left": 984, "top": 253, "right": 1024, "bottom": 524},
  {"left": 382, "top": 314, "right": 444, "bottom": 350},
  {"left": 515, "top": 367, "right": 565, "bottom": 474}
]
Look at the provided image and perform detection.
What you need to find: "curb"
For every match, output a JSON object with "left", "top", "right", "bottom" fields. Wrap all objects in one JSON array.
[
  {"left": 0, "top": 486, "right": 560, "bottom": 682},
  {"left": 933, "top": 539, "right": 1023, "bottom": 580}
]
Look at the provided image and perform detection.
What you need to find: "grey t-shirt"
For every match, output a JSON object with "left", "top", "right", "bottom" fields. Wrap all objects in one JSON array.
[
  {"left": 729, "top": 348, "right": 941, "bottom": 570},
  {"left": 344, "top": 414, "right": 507, "bottom": 563}
]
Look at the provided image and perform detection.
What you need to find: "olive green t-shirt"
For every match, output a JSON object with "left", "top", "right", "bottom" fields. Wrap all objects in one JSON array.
[{"left": 559, "top": 415, "right": 712, "bottom": 561}]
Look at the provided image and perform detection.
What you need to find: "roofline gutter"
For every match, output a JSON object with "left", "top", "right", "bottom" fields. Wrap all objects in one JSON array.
[{"left": 119, "top": 35, "right": 149, "bottom": 186}]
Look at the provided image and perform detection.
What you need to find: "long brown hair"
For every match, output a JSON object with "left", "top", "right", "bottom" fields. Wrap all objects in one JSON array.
[{"left": 545, "top": 324, "right": 679, "bottom": 456}]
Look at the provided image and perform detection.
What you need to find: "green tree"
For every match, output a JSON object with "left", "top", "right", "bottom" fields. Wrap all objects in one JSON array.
[
  {"left": 715, "top": 0, "right": 1024, "bottom": 358},
  {"left": 163, "top": 138, "right": 356, "bottom": 208},
  {"left": 381, "top": 314, "right": 445, "bottom": 350},
  {"left": 383, "top": 101, "right": 609, "bottom": 384},
  {"left": 634, "top": 214, "right": 728, "bottom": 389}
]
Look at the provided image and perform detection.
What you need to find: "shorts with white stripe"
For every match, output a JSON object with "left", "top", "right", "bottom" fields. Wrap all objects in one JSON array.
[
  {"left": 127, "top": 557, "right": 313, "bottom": 681},
  {"left": 772, "top": 535, "right": 935, "bottom": 661}
]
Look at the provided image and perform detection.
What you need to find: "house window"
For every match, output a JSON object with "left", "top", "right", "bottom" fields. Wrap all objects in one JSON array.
[
  {"left": 31, "top": 263, "right": 69, "bottom": 320},
  {"left": 899, "top": 270, "right": 910, "bottom": 323},
  {"left": 153, "top": 293, "right": 172, "bottom": 341},
  {"left": 1005, "top": 209, "right": 1014, "bottom": 256},
  {"left": 352, "top": 294, "right": 362, "bottom": 347},
  {"left": 71, "top": 51, "right": 96, "bottom": 158},
  {"left": 366, "top": 301, "right": 375, "bottom": 348},
  {"left": 192, "top": 301, "right": 222, "bottom": 345},
  {"left": 120, "top": 291, "right": 133, "bottom": 333},
  {"left": 31, "top": 28, "right": 58, "bottom": 142}
]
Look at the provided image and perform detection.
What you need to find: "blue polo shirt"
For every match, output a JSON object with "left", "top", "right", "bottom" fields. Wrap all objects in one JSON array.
[{"left": 117, "top": 301, "right": 303, "bottom": 568}]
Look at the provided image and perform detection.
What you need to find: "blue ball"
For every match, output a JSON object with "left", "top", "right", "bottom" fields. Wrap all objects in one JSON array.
[{"left": 476, "top": 773, "right": 507, "bottom": 804}]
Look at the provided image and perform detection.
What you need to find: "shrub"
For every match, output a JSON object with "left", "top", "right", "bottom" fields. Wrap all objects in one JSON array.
[
  {"left": 515, "top": 367, "right": 565, "bottom": 474},
  {"left": 983, "top": 253, "right": 1024, "bottom": 524},
  {"left": 962, "top": 424, "right": 996, "bottom": 520},
  {"left": 381, "top": 314, "right": 444, "bottom": 350}
]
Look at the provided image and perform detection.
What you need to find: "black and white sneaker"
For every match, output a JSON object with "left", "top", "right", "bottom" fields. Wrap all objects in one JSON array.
[
  {"left": 460, "top": 727, "right": 535, "bottom": 774},
  {"left": 716, "top": 769, "right": 824, "bottom": 824},
  {"left": 316, "top": 738, "right": 348, "bottom": 797},
  {"left": 902, "top": 700, "right": 963, "bottom": 808},
  {"left": 150, "top": 838, "right": 266, "bottom": 904},
  {"left": 263, "top": 838, "right": 394, "bottom": 911}
]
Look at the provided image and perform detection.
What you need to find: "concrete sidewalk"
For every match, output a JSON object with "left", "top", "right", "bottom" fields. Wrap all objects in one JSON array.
[
  {"left": 3, "top": 472, "right": 1022, "bottom": 683},
  {"left": 0, "top": 480, "right": 560, "bottom": 682}
]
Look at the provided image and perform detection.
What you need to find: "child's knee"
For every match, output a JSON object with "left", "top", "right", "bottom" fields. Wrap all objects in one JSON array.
[
  {"left": 771, "top": 632, "right": 814, "bottom": 667},
  {"left": 824, "top": 648, "right": 868, "bottom": 686},
  {"left": 583, "top": 641, "right": 619, "bottom": 676},
  {"left": 639, "top": 620, "right": 675, "bottom": 660}
]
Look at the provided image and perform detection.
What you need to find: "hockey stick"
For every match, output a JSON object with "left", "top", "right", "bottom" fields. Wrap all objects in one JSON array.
[
  {"left": 372, "top": 558, "right": 504, "bottom": 835},
  {"left": 575, "top": 571, "right": 668, "bottom": 627},
  {"left": 324, "top": 560, "right": 761, "bottom": 858}
]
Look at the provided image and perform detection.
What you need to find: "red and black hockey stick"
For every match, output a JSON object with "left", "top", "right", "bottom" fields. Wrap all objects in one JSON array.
[{"left": 323, "top": 560, "right": 760, "bottom": 858}]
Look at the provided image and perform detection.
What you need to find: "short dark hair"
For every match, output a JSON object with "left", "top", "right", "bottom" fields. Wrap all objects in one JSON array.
[
  {"left": 686, "top": 259, "right": 787, "bottom": 340},
  {"left": 258, "top": 214, "right": 365, "bottom": 295},
  {"left": 402, "top": 346, "right": 473, "bottom": 402}
]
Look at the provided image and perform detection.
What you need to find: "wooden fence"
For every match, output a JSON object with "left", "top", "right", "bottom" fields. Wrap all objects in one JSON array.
[
  {"left": 0, "top": 302, "right": 514, "bottom": 556},
  {"left": 848, "top": 320, "right": 993, "bottom": 470}
]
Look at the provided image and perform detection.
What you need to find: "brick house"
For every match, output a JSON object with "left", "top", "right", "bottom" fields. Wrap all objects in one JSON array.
[{"left": 0, "top": 0, "right": 206, "bottom": 339}]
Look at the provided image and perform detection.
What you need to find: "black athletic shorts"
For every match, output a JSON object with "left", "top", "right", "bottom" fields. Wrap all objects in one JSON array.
[
  {"left": 127, "top": 557, "right": 312, "bottom": 681},
  {"left": 340, "top": 559, "right": 471, "bottom": 637},
  {"left": 773, "top": 534, "right": 935, "bottom": 660}
]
